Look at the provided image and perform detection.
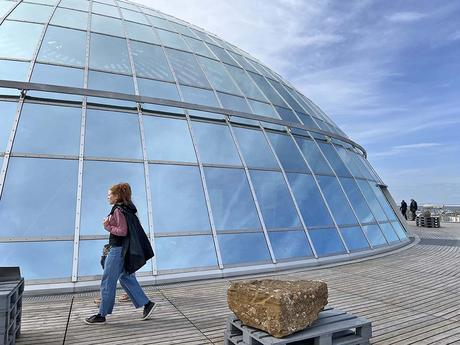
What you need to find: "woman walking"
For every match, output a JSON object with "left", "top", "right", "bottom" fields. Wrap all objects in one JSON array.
[{"left": 85, "top": 183, "right": 155, "bottom": 324}]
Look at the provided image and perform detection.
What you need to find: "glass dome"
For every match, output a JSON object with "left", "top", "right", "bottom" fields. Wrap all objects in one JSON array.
[{"left": 0, "top": 0, "right": 409, "bottom": 288}]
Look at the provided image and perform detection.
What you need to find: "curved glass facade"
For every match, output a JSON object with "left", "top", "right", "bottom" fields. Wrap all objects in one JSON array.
[{"left": 0, "top": 0, "right": 409, "bottom": 285}]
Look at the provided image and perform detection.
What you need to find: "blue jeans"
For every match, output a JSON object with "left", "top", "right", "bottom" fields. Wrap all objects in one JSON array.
[{"left": 99, "top": 246, "right": 149, "bottom": 317}]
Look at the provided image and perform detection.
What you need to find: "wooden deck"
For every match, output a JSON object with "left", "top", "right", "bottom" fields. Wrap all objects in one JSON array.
[{"left": 16, "top": 222, "right": 460, "bottom": 345}]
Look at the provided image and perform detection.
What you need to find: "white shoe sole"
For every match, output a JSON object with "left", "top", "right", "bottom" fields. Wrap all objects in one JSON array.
[
  {"left": 84, "top": 319, "right": 106, "bottom": 325},
  {"left": 142, "top": 303, "right": 157, "bottom": 320}
]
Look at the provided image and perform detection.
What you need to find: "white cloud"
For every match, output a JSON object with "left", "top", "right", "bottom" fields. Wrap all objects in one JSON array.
[
  {"left": 372, "top": 142, "right": 442, "bottom": 158},
  {"left": 386, "top": 12, "right": 427, "bottom": 22}
]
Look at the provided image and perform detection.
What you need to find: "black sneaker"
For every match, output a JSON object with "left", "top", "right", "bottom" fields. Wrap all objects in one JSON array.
[
  {"left": 142, "top": 301, "right": 156, "bottom": 320},
  {"left": 84, "top": 314, "right": 106, "bottom": 325}
]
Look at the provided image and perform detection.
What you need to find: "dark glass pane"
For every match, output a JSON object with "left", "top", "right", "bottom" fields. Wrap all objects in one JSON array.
[
  {"left": 317, "top": 175, "right": 358, "bottom": 226},
  {"left": 137, "top": 78, "right": 180, "bottom": 101},
  {"left": 0, "top": 101, "right": 17, "bottom": 152},
  {"left": 268, "top": 230, "right": 312, "bottom": 259},
  {"left": 356, "top": 180, "right": 387, "bottom": 221},
  {"left": 125, "top": 22, "right": 159, "bottom": 44},
  {"left": 287, "top": 173, "right": 334, "bottom": 228},
  {"left": 204, "top": 167, "right": 260, "bottom": 230},
  {"left": 0, "top": 241, "right": 72, "bottom": 280},
  {"left": 340, "top": 178, "right": 376, "bottom": 224},
  {"left": 218, "top": 233, "right": 270, "bottom": 265},
  {"left": 217, "top": 92, "right": 251, "bottom": 113},
  {"left": 191, "top": 121, "right": 241, "bottom": 165},
  {"left": 391, "top": 221, "right": 408, "bottom": 240},
  {"left": 91, "top": 14, "right": 124, "bottom": 37},
  {"left": 247, "top": 100, "right": 279, "bottom": 119},
  {"left": 317, "top": 142, "right": 352, "bottom": 177},
  {"left": 248, "top": 72, "right": 287, "bottom": 107},
  {"left": 224, "top": 64, "right": 265, "bottom": 101},
  {"left": 50, "top": 7, "right": 87, "bottom": 30},
  {"left": 362, "top": 224, "right": 387, "bottom": 246},
  {"left": 9, "top": 2, "right": 53, "bottom": 23},
  {"left": 180, "top": 85, "right": 219, "bottom": 107},
  {"left": 149, "top": 164, "right": 210, "bottom": 232},
  {"left": 142, "top": 115, "right": 196, "bottom": 162},
  {"left": 309, "top": 228, "right": 346, "bottom": 256},
  {"left": 89, "top": 33, "right": 131, "bottom": 74},
  {"left": 156, "top": 28, "right": 189, "bottom": 50},
  {"left": 165, "top": 49, "right": 210, "bottom": 88},
  {"left": 250, "top": 170, "right": 301, "bottom": 229},
  {"left": 227, "top": 51, "right": 259, "bottom": 73},
  {"left": 379, "top": 222, "right": 399, "bottom": 243},
  {"left": 197, "top": 56, "right": 240, "bottom": 94},
  {"left": 275, "top": 106, "right": 301, "bottom": 124},
  {"left": 31, "top": 63, "right": 84, "bottom": 88},
  {"left": 340, "top": 226, "right": 369, "bottom": 251},
  {"left": 0, "top": 157, "right": 77, "bottom": 236},
  {"left": 369, "top": 183, "right": 398, "bottom": 221},
  {"left": 80, "top": 160, "right": 148, "bottom": 235},
  {"left": 268, "top": 79, "right": 305, "bottom": 113},
  {"left": 13, "top": 103, "right": 81, "bottom": 156},
  {"left": 294, "top": 137, "right": 333, "bottom": 175},
  {"left": 38, "top": 26, "right": 86, "bottom": 67},
  {"left": 156, "top": 236, "right": 218, "bottom": 270},
  {"left": 130, "top": 41, "right": 173, "bottom": 81},
  {"left": 232, "top": 127, "right": 278, "bottom": 169},
  {"left": 267, "top": 133, "right": 309, "bottom": 173},
  {"left": 88, "top": 70, "right": 134, "bottom": 94},
  {"left": 297, "top": 112, "right": 320, "bottom": 129},
  {"left": 206, "top": 44, "right": 236, "bottom": 65}
]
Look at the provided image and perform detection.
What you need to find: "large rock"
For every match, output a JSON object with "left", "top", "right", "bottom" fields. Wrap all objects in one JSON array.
[{"left": 227, "top": 279, "right": 328, "bottom": 338}]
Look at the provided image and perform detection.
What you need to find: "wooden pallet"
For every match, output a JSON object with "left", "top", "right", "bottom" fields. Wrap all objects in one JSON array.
[
  {"left": 225, "top": 307, "right": 371, "bottom": 345},
  {"left": 416, "top": 216, "right": 440, "bottom": 228},
  {"left": 0, "top": 279, "right": 23, "bottom": 345}
]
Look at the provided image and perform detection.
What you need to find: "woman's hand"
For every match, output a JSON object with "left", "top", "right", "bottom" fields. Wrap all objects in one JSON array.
[{"left": 103, "top": 216, "right": 110, "bottom": 226}]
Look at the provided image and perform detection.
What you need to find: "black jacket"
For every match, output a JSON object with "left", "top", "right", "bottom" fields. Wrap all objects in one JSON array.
[
  {"left": 409, "top": 200, "right": 418, "bottom": 212},
  {"left": 109, "top": 203, "right": 154, "bottom": 274},
  {"left": 400, "top": 201, "right": 407, "bottom": 211}
]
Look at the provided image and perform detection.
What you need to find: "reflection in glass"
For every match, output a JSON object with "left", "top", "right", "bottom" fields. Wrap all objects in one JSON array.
[
  {"left": 0, "top": 241, "right": 72, "bottom": 280},
  {"left": 250, "top": 170, "right": 301, "bottom": 229},
  {"left": 89, "top": 33, "right": 131, "bottom": 74},
  {"left": 156, "top": 236, "right": 218, "bottom": 270},
  {"left": 0, "top": 157, "right": 77, "bottom": 237},
  {"left": 0, "top": 101, "right": 17, "bottom": 152},
  {"left": 13, "top": 103, "right": 81, "bottom": 156},
  {"left": 248, "top": 72, "right": 287, "bottom": 107},
  {"left": 50, "top": 7, "right": 88, "bottom": 30},
  {"left": 218, "top": 233, "right": 270, "bottom": 265},
  {"left": 287, "top": 173, "right": 334, "bottom": 228},
  {"left": 232, "top": 127, "right": 278, "bottom": 169},
  {"left": 91, "top": 14, "right": 124, "bottom": 37},
  {"left": 362, "top": 224, "right": 387, "bottom": 246},
  {"left": 198, "top": 56, "right": 240, "bottom": 94},
  {"left": 0, "top": 2, "right": 15, "bottom": 17},
  {"left": 180, "top": 85, "right": 220, "bottom": 107},
  {"left": 166, "top": 49, "right": 210, "bottom": 88},
  {"left": 157, "top": 28, "right": 189, "bottom": 51},
  {"left": 340, "top": 227, "right": 369, "bottom": 251},
  {"left": 217, "top": 92, "right": 251, "bottom": 113},
  {"left": 91, "top": 2, "right": 119, "bottom": 18},
  {"left": 294, "top": 137, "right": 333, "bottom": 175},
  {"left": 150, "top": 164, "right": 210, "bottom": 232},
  {"left": 379, "top": 223, "right": 399, "bottom": 243},
  {"left": 142, "top": 115, "right": 196, "bottom": 162},
  {"left": 80, "top": 160, "right": 148, "bottom": 235},
  {"left": 0, "top": 60, "right": 30, "bottom": 82},
  {"left": 268, "top": 230, "right": 312, "bottom": 260},
  {"left": 335, "top": 146, "right": 365, "bottom": 178},
  {"left": 356, "top": 180, "right": 387, "bottom": 221},
  {"left": 85, "top": 109, "right": 142, "bottom": 159},
  {"left": 391, "top": 221, "right": 407, "bottom": 240},
  {"left": 31, "top": 63, "right": 84, "bottom": 88},
  {"left": 183, "top": 36, "right": 215, "bottom": 58},
  {"left": 137, "top": 78, "right": 180, "bottom": 101},
  {"left": 247, "top": 100, "right": 279, "bottom": 119},
  {"left": 275, "top": 106, "right": 301, "bottom": 124},
  {"left": 206, "top": 44, "right": 236, "bottom": 65},
  {"left": 60, "top": 0, "right": 89, "bottom": 11},
  {"left": 125, "top": 22, "right": 159, "bottom": 44},
  {"left": 224, "top": 64, "right": 265, "bottom": 101},
  {"left": 317, "top": 176, "right": 358, "bottom": 226},
  {"left": 309, "top": 228, "right": 346, "bottom": 256},
  {"left": 191, "top": 121, "right": 241, "bottom": 165},
  {"left": 317, "top": 142, "right": 352, "bottom": 177},
  {"left": 9, "top": 2, "right": 54, "bottom": 23},
  {"left": 369, "top": 183, "right": 398, "bottom": 221},
  {"left": 267, "top": 133, "right": 309, "bottom": 173},
  {"left": 204, "top": 167, "right": 260, "bottom": 230},
  {"left": 88, "top": 70, "right": 134, "bottom": 94},
  {"left": 340, "top": 178, "right": 376, "bottom": 224},
  {"left": 121, "top": 8, "right": 149, "bottom": 25},
  {"left": 0, "top": 21, "right": 43, "bottom": 59}
]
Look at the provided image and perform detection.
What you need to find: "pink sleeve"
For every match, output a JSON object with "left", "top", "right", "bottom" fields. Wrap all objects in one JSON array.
[{"left": 104, "top": 208, "right": 128, "bottom": 236}]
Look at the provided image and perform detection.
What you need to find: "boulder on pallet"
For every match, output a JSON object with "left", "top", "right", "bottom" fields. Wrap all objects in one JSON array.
[{"left": 227, "top": 279, "right": 328, "bottom": 338}]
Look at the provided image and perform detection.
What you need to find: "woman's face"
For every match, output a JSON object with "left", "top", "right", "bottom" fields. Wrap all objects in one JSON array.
[{"left": 107, "top": 190, "right": 118, "bottom": 205}]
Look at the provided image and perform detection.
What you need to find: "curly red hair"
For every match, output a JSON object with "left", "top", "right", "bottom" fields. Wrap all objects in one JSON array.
[{"left": 109, "top": 183, "right": 132, "bottom": 205}]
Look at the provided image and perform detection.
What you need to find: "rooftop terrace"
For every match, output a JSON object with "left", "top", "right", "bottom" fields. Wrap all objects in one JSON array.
[{"left": 15, "top": 222, "right": 460, "bottom": 345}]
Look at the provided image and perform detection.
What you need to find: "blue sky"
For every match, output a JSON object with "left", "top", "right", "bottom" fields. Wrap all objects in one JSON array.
[{"left": 138, "top": 0, "right": 460, "bottom": 205}]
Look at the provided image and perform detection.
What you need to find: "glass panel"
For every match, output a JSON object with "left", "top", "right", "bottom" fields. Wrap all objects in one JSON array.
[
  {"left": 217, "top": 92, "right": 251, "bottom": 113},
  {"left": 0, "top": 101, "right": 17, "bottom": 152},
  {"left": 25, "top": 0, "right": 58, "bottom": 5},
  {"left": 358, "top": 155, "right": 379, "bottom": 181},
  {"left": 125, "top": 21, "right": 159, "bottom": 44},
  {"left": 287, "top": 173, "right": 334, "bottom": 228},
  {"left": 0, "top": 157, "right": 77, "bottom": 236},
  {"left": 31, "top": 63, "right": 84, "bottom": 88},
  {"left": 362, "top": 224, "right": 387, "bottom": 246},
  {"left": 0, "top": 241, "right": 72, "bottom": 280},
  {"left": 268, "top": 79, "right": 305, "bottom": 114},
  {"left": 8, "top": 2, "right": 53, "bottom": 23},
  {"left": 50, "top": 7, "right": 87, "bottom": 30},
  {"left": 227, "top": 51, "right": 259, "bottom": 73},
  {"left": 0, "top": 60, "right": 30, "bottom": 82},
  {"left": 0, "top": 2, "right": 15, "bottom": 17},
  {"left": 248, "top": 72, "right": 287, "bottom": 107},
  {"left": 156, "top": 236, "right": 218, "bottom": 270},
  {"left": 356, "top": 180, "right": 387, "bottom": 221},
  {"left": 85, "top": 109, "right": 142, "bottom": 159},
  {"left": 191, "top": 121, "right": 241, "bottom": 165},
  {"left": 391, "top": 221, "right": 407, "bottom": 240},
  {"left": 180, "top": 85, "right": 219, "bottom": 107},
  {"left": 147, "top": 15, "right": 174, "bottom": 31},
  {"left": 250, "top": 170, "right": 301, "bottom": 229},
  {"left": 204, "top": 167, "right": 260, "bottom": 230},
  {"left": 88, "top": 70, "right": 134, "bottom": 94},
  {"left": 379, "top": 223, "right": 399, "bottom": 243},
  {"left": 369, "top": 183, "right": 398, "bottom": 221},
  {"left": 165, "top": 49, "right": 210, "bottom": 88},
  {"left": 268, "top": 230, "right": 312, "bottom": 260},
  {"left": 38, "top": 26, "right": 86, "bottom": 67},
  {"left": 340, "top": 226, "right": 369, "bottom": 251},
  {"left": 317, "top": 142, "right": 352, "bottom": 177},
  {"left": 218, "top": 233, "right": 270, "bottom": 265},
  {"left": 206, "top": 44, "right": 235, "bottom": 65},
  {"left": 149, "top": 164, "right": 210, "bottom": 232},
  {"left": 247, "top": 100, "right": 278, "bottom": 119},
  {"left": 80, "top": 160, "right": 148, "bottom": 235},
  {"left": 183, "top": 36, "right": 215, "bottom": 58},
  {"left": 156, "top": 28, "right": 189, "bottom": 50},
  {"left": 60, "top": 0, "right": 89, "bottom": 11},
  {"left": 275, "top": 106, "right": 301, "bottom": 124},
  {"left": 266, "top": 133, "right": 309, "bottom": 173},
  {"left": 143, "top": 115, "right": 196, "bottom": 162},
  {"left": 317, "top": 176, "right": 359, "bottom": 226},
  {"left": 297, "top": 112, "right": 320, "bottom": 129},
  {"left": 130, "top": 41, "right": 172, "bottom": 81},
  {"left": 309, "top": 228, "right": 346, "bottom": 256},
  {"left": 232, "top": 127, "right": 278, "bottom": 169},
  {"left": 197, "top": 56, "right": 240, "bottom": 94},
  {"left": 335, "top": 146, "right": 365, "bottom": 178},
  {"left": 91, "top": 2, "right": 119, "bottom": 18},
  {"left": 121, "top": 8, "right": 149, "bottom": 25},
  {"left": 224, "top": 64, "right": 265, "bottom": 101},
  {"left": 294, "top": 137, "right": 333, "bottom": 175},
  {"left": 0, "top": 21, "right": 43, "bottom": 60},
  {"left": 13, "top": 103, "right": 81, "bottom": 156},
  {"left": 138, "top": 78, "right": 179, "bottom": 101},
  {"left": 89, "top": 33, "right": 131, "bottom": 74},
  {"left": 91, "top": 14, "right": 124, "bottom": 37},
  {"left": 340, "top": 178, "right": 376, "bottom": 224},
  {"left": 352, "top": 154, "right": 375, "bottom": 180}
]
